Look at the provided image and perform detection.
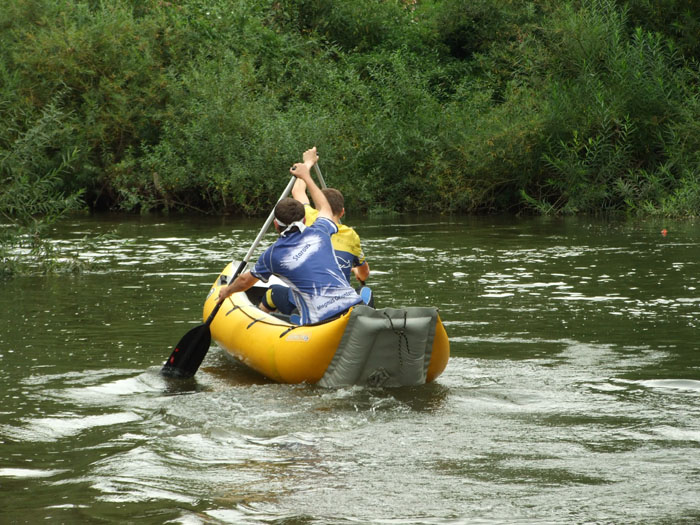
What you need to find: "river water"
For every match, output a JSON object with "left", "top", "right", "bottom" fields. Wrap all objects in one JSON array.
[{"left": 1, "top": 214, "right": 699, "bottom": 524}]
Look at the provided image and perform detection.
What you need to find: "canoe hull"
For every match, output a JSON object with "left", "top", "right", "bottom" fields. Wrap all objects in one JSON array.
[{"left": 205, "top": 262, "right": 449, "bottom": 385}]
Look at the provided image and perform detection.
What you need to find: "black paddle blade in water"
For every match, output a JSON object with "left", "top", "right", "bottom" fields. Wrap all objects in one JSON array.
[{"left": 160, "top": 324, "right": 212, "bottom": 379}]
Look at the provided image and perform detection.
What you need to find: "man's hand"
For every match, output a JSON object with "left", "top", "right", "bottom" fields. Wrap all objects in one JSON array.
[
  {"left": 302, "top": 146, "right": 318, "bottom": 168},
  {"left": 217, "top": 283, "right": 233, "bottom": 304},
  {"left": 290, "top": 162, "right": 311, "bottom": 180},
  {"left": 217, "top": 272, "right": 259, "bottom": 303},
  {"left": 352, "top": 262, "right": 370, "bottom": 283}
]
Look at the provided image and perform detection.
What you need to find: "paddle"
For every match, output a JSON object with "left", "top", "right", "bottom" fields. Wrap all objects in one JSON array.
[
  {"left": 160, "top": 175, "right": 298, "bottom": 379},
  {"left": 312, "top": 163, "right": 327, "bottom": 190}
]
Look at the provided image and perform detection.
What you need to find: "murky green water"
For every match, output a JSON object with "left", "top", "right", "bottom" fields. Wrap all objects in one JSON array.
[{"left": 1, "top": 214, "right": 699, "bottom": 524}]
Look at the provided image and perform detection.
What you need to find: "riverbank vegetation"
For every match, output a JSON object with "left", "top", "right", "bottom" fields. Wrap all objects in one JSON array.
[
  {"left": 0, "top": 97, "right": 86, "bottom": 275},
  {"left": 1, "top": 0, "right": 699, "bottom": 222}
]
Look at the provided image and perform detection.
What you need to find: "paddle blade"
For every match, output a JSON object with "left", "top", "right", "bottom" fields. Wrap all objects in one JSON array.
[
  {"left": 160, "top": 323, "right": 212, "bottom": 379},
  {"left": 360, "top": 286, "right": 374, "bottom": 308}
]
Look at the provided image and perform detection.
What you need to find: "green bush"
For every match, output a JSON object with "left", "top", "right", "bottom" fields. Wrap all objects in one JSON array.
[
  {"left": 622, "top": 0, "right": 700, "bottom": 60},
  {"left": 0, "top": 97, "right": 85, "bottom": 276},
  {"left": 1, "top": 0, "right": 698, "bottom": 217},
  {"left": 521, "top": 0, "right": 700, "bottom": 215},
  {"left": 5, "top": 0, "right": 172, "bottom": 202}
]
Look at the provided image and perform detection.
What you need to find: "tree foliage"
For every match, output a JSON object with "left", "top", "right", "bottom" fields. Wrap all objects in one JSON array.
[{"left": 1, "top": 0, "right": 698, "bottom": 218}]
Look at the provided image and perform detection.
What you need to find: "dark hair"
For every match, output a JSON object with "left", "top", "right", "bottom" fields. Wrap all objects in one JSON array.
[
  {"left": 322, "top": 188, "right": 344, "bottom": 216},
  {"left": 274, "top": 198, "right": 304, "bottom": 225}
]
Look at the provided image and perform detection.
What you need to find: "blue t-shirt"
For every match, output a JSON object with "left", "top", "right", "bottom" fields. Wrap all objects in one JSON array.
[{"left": 251, "top": 217, "right": 362, "bottom": 324}]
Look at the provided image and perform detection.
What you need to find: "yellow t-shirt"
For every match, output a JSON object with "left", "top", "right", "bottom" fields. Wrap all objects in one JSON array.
[{"left": 304, "top": 205, "right": 366, "bottom": 283}]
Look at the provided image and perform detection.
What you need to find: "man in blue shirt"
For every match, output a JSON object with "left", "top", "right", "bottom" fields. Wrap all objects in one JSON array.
[
  {"left": 217, "top": 148, "right": 362, "bottom": 325},
  {"left": 259, "top": 179, "right": 372, "bottom": 316}
]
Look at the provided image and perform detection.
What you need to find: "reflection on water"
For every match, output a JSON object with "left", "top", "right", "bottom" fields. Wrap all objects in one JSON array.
[{"left": 1, "top": 215, "right": 699, "bottom": 524}]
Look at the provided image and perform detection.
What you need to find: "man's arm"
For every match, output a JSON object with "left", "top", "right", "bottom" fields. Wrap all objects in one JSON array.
[
  {"left": 291, "top": 178, "right": 310, "bottom": 205},
  {"left": 217, "top": 271, "right": 259, "bottom": 303},
  {"left": 290, "top": 147, "right": 332, "bottom": 220}
]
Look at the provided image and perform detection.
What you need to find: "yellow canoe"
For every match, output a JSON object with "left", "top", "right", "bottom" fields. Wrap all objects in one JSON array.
[{"left": 204, "top": 262, "right": 449, "bottom": 386}]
